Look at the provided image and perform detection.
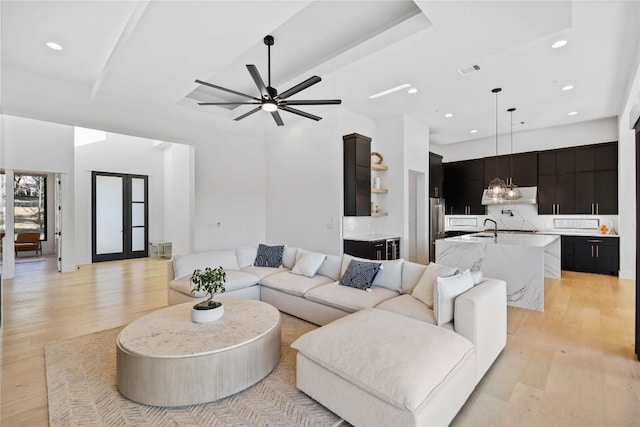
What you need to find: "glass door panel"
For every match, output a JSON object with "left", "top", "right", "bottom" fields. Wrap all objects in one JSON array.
[{"left": 95, "top": 175, "right": 123, "bottom": 254}]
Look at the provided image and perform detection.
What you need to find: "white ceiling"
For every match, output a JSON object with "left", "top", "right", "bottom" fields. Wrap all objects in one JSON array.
[{"left": 1, "top": 1, "right": 638, "bottom": 146}]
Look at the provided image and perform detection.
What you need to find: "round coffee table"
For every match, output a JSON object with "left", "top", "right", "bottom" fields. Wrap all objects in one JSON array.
[{"left": 116, "top": 298, "right": 281, "bottom": 407}]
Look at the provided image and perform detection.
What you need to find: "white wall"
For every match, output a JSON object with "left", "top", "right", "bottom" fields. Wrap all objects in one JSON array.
[
  {"left": 190, "top": 132, "right": 266, "bottom": 253},
  {"left": 404, "top": 116, "right": 429, "bottom": 263},
  {"left": 434, "top": 117, "right": 618, "bottom": 162},
  {"left": 164, "top": 143, "right": 194, "bottom": 256},
  {"left": 617, "top": 32, "right": 640, "bottom": 279},
  {"left": 2, "top": 114, "right": 76, "bottom": 276},
  {"left": 265, "top": 110, "right": 340, "bottom": 255},
  {"left": 74, "top": 133, "right": 166, "bottom": 265}
]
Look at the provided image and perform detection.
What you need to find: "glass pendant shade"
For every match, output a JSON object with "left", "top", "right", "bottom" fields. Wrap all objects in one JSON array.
[{"left": 487, "top": 177, "right": 507, "bottom": 199}]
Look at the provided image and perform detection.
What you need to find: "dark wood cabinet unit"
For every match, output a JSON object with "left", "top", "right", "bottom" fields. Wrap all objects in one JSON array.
[
  {"left": 343, "top": 133, "right": 371, "bottom": 216},
  {"left": 561, "top": 235, "right": 619, "bottom": 276},
  {"left": 443, "top": 159, "right": 485, "bottom": 215},
  {"left": 344, "top": 238, "right": 400, "bottom": 261},
  {"left": 429, "top": 152, "right": 444, "bottom": 198},
  {"left": 570, "top": 142, "right": 618, "bottom": 214}
]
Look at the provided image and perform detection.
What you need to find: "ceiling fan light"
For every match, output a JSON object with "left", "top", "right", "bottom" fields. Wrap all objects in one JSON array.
[{"left": 261, "top": 101, "right": 278, "bottom": 112}]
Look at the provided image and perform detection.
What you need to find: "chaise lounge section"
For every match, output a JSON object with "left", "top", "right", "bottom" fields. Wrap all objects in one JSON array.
[{"left": 166, "top": 244, "right": 507, "bottom": 426}]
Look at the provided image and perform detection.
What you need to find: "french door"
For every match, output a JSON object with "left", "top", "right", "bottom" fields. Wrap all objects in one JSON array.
[{"left": 92, "top": 172, "right": 148, "bottom": 262}]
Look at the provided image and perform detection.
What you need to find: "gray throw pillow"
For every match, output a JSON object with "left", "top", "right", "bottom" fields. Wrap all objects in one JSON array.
[
  {"left": 254, "top": 244, "right": 284, "bottom": 267},
  {"left": 339, "top": 260, "right": 381, "bottom": 290}
]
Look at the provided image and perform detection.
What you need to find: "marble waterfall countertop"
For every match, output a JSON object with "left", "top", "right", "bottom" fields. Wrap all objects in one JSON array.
[
  {"left": 444, "top": 232, "right": 559, "bottom": 247},
  {"left": 436, "top": 232, "right": 561, "bottom": 312}
]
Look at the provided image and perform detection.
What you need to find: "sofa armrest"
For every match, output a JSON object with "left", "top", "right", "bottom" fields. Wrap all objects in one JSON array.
[
  {"left": 454, "top": 278, "right": 507, "bottom": 384},
  {"left": 167, "top": 259, "right": 175, "bottom": 282}
]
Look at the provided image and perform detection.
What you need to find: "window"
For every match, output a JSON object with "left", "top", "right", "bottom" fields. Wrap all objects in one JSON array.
[{"left": 14, "top": 174, "right": 47, "bottom": 240}]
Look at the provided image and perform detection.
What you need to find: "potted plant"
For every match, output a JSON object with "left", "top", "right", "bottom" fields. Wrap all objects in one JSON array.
[{"left": 190, "top": 266, "right": 226, "bottom": 323}]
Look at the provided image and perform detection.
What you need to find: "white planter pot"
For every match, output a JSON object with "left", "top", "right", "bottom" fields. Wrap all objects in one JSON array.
[{"left": 191, "top": 302, "right": 224, "bottom": 323}]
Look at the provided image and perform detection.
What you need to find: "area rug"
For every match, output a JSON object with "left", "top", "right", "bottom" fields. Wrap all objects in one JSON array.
[{"left": 45, "top": 313, "right": 343, "bottom": 427}]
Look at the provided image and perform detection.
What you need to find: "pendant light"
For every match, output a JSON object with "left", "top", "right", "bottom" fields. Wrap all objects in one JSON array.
[
  {"left": 503, "top": 107, "right": 523, "bottom": 201},
  {"left": 486, "top": 88, "right": 507, "bottom": 199}
]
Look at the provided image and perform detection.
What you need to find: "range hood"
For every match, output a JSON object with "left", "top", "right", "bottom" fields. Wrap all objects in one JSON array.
[{"left": 481, "top": 186, "right": 537, "bottom": 205}]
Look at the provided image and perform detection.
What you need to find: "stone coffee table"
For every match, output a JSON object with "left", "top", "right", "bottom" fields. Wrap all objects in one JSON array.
[{"left": 116, "top": 298, "right": 281, "bottom": 407}]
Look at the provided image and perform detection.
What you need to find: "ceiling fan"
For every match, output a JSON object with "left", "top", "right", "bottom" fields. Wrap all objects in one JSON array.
[{"left": 195, "top": 35, "right": 341, "bottom": 126}]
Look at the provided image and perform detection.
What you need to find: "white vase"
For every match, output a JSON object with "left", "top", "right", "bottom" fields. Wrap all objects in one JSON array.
[{"left": 191, "top": 301, "right": 224, "bottom": 323}]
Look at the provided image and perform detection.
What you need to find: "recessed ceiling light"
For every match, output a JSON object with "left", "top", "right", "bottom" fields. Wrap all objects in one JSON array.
[
  {"left": 470, "top": 129, "right": 478, "bottom": 134},
  {"left": 368, "top": 84, "right": 411, "bottom": 99},
  {"left": 568, "top": 111, "right": 578, "bottom": 116},
  {"left": 562, "top": 85, "right": 574, "bottom": 91},
  {"left": 46, "top": 41, "right": 63, "bottom": 51},
  {"left": 444, "top": 113, "right": 453, "bottom": 118},
  {"left": 552, "top": 39, "right": 567, "bottom": 49},
  {"left": 407, "top": 88, "right": 418, "bottom": 94}
]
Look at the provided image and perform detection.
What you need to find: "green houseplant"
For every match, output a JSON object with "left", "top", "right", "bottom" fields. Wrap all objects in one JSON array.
[{"left": 190, "top": 266, "right": 226, "bottom": 311}]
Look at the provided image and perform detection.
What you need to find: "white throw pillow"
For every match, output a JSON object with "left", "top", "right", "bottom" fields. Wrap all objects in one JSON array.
[
  {"left": 434, "top": 270, "right": 474, "bottom": 326},
  {"left": 468, "top": 269, "right": 483, "bottom": 285},
  {"left": 282, "top": 246, "right": 298, "bottom": 269},
  {"left": 292, "top": 251, "right": 327, "bottom": 278},
  {"left": 411, "top": 263, "right": 459, "bottom": 308}
]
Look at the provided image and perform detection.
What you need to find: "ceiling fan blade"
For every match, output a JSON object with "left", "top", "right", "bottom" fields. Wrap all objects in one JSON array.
[
  {"left": 198, "top": 102, "right": 261, "bottom": 105},
  {"left": 278, "top": 76, "right": 321, "bottom": 100},
  {"left": 246, "top": 65, "right": 269, "bottom": 99},
  {"left": 280, "top": 106, "right": 322, "bottom": 121},
  {"left": 281, "top": 99, "right": 342, "bottom": 106},
  {"left": 234, "top": 107, "right": 262, "bottom": 121},
  {"left": 195, "top": 79, "right": 260, "bottom": 101},
  {"left": 271, "top": 110, "right": 284, "bottom": 126}
]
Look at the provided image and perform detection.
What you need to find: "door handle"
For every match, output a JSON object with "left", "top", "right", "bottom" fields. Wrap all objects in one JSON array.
[
  {"left": 591, "top": 245, "right": 594, "bottom": 257},
  {"left": 591, "top": 203, "right": 594, "bottom": 215},
  {"left": 596, "top": 203, "right": 599, "bottom": 215},
  {"left": 596, "top": 245, "right": 599, "bottom": 258}
]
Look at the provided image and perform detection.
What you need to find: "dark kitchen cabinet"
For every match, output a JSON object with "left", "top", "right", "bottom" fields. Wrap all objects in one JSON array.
[
  {"left": 561, "top": 235, "right": 619, "bottom": 276},
  {"left": 443, "top": 159, "right": 485, "bottom": 215},
  {"left": 572, "top": 143, "right": 617, "bottom": 214},
  {"left": 344, "top": 238, "right": 400, "bottom": 261},
  {"left": 429, "top": 152, "right": 443, "bottom": 198},
  {"left": 483, "top": 153, "right": 537, "bottom": 187},
  {"left": 538, "top": 173, "right": 575, "bottom": 214},
  {"left": 343, "top": 133, "right": 371, "bottom": 216}
]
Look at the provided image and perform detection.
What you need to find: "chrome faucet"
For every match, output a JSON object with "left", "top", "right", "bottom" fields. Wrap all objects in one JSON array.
[{"left": 484, "top": 219, "right": 498, "bottom": 238}]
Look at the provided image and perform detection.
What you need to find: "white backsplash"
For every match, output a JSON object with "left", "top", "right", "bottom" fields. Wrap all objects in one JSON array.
[
  {"left": 445, "top": 203, "right": 618, "bottom": 234},
  {"left": 342, "top": 216, "right": 395, "bottom": 238}
]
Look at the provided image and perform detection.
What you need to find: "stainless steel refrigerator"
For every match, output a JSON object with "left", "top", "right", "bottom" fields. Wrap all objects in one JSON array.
[{"left": 429, "top": 198, "right": 446, "bottom": 262}]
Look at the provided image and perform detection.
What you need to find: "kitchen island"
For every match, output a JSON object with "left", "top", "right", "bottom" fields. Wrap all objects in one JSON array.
[{"left": 435, "top": 232, "right": 560, "bottom": 311}]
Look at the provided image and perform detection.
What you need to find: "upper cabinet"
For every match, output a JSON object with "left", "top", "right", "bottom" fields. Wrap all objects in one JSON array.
[
  {"left": 538, "top": 142, "right": 617, "bottom": 215},
  {"left": 429, "top": 152, "right": 443, "bottom": 198},
  {"left": 443, "top": 159, "right": 485, "bottom": 215},
  {"left": 443, "top": 141, "right": 618, "bottom": 216},
  {"left": 343, "top": 133, "right": 371, "bottom": 216},
  {"left": 484, "top": 153, "right": 538, "bottom": 187}
]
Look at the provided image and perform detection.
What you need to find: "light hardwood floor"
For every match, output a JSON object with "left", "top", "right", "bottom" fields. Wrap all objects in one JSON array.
[{"left": 1, "top": 258, "right": 638, "bottom": 426}]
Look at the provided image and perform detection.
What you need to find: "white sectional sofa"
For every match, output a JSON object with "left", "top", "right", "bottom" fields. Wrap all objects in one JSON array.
[{"left": 166, "top": 244, "right": 507, "bottom": 426}]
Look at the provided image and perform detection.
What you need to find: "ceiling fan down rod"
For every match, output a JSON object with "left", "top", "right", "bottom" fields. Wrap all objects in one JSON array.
[{"left": 264, "top": 35, "right": 274, "bottom": 90}]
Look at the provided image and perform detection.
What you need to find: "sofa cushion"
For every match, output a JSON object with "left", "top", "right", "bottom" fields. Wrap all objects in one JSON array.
[
  {"left": 261, "top": 271, "right": 334, "bottom": 297},
  {"left": 400, "top": 261, "right": 428, "bottom": 294},
  {"left": 411, "top": 263, "right": 459, "bottom": 309},
  {"left": 241, "top": 265, "right": 286, "bottom": 280},
  {"left": 173, "top": 250, "right": 239, "bottom": 279},
  {"left": 168, "top": 270, "right": 259, "bottom": 297},
  {"left": 339, "top": 260, "right": 381, "bottom": 290},
  {"left": 305, "top": 282, "right": 398, "bottom": 313},
  {"left": 316, "top": 254, "right": 342, "bottom": 281},
  {"left": 292, "top": 250, "right": 326, "bottom": 278},
  {"left": 375, "top": 294, "right": 437, "bottom": 325},
  {"left": 291, "top": 308, "right": 474, "bottom": 412},
  {"left": 341, "top": 255, "right": 403, "bottom": 292},
  {"left": 254, "top": 244, "right": 284, "bottom": 267},
  {"left": 236, "top": 246, "right": 257, "bottom": 269},
  {"left": 434, "top": 270, "right": 474, "bottom": 326},
  {"left": 282, "top": 246, "right": 298, "bottom": 269}
]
